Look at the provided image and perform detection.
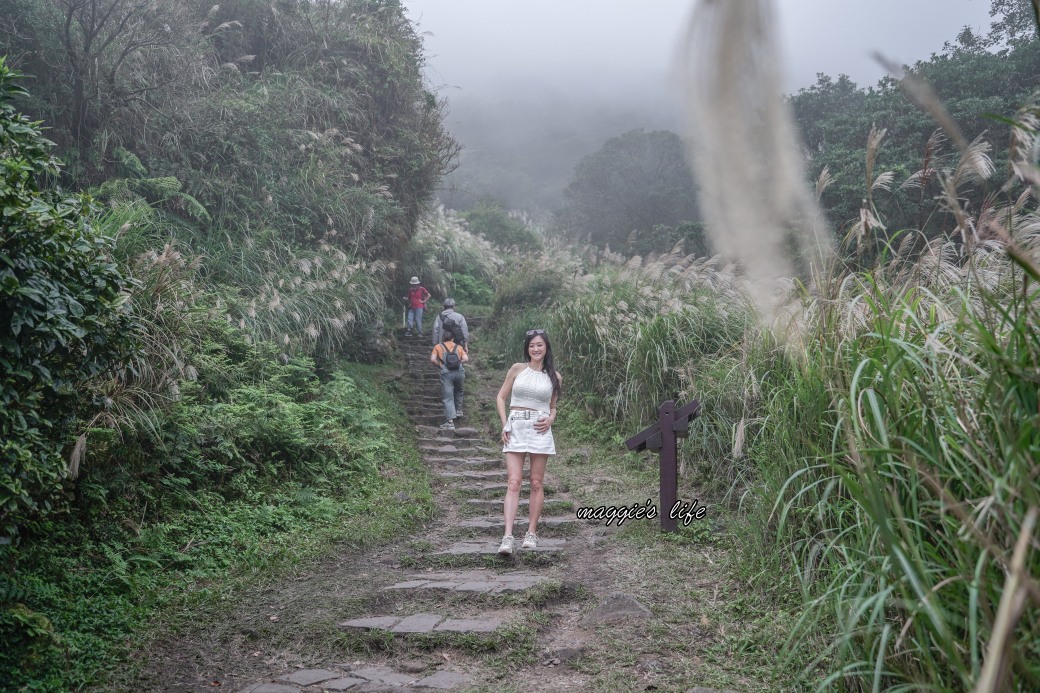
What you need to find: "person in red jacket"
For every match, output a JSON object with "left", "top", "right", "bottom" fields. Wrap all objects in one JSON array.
[{"left": 404, "top": 276, "right": 431, "bottom": 337}]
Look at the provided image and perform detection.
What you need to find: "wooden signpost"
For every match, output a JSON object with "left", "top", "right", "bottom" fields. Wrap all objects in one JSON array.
[{"left": 624, "top": 399, "right": 701, "bottom": 532}]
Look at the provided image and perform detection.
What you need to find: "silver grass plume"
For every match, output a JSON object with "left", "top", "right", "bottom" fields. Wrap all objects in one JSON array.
[{"left": 677, "top": 0, "right": 833, "bottom": 332}]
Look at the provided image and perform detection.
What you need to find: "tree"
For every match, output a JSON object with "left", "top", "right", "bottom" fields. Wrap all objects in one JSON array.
[
  {"left": 788, "top": 0, "right": 1040, "bottom": 239},
  {"left": 0, "top": 0, "right": 189, "bottom": 165},
  {"left": 556, "top": 129, "right": 700, "bottom": 251}
]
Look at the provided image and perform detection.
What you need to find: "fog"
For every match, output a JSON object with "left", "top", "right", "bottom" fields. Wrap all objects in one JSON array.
[{"left": 401, "top": 0, "right": 995, "bottom": 213}]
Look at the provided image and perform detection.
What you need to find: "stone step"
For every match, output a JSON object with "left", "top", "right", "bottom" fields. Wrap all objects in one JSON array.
[
  {"left": 416, "top": 425, "right": 481, "bottom": 438},
  {"left": 425, "top": 445, "right": 498, "bottom": 457},
  {"left": 407, "top": 405, "right": 450, "bottom": 413},
  {"left": 238, "top": 665, "right": 472, "bottom": 692},
  {"left": 416, "top": 435, "right": 483, "bottom": 446},
  {"left": 434, "top": 538, "right": 565, "bottom": 555},
  {"left": 408, "top": 405, "right": 457, "bottom": 413},
  {"left": 458, "top": 515, "right": 578, "bottom": 531},
  {"left": 466, "top": 498, "right": 572, "bottom": 511},
  {"left": 411, "top": 414, "right": 454, "bottom": 426},
  {"left": 455, "top": 481, "right": 561, "bottom": 496},
  {"left": 413, "top": 432, "right": 482, "bottom": 443},
  {"left": 436, "top": 470, "right": 506, "bottom": 480},
  {"left": 456, "top": 481, "right": 526, "bottom": 496},
  {"left": 339, "top": 612, "right": 505, "bottom": 635},
  {"left": 384, "top": 570, "right": 551, "bottom": 594},
  {"left": 407, "top": 404, "right": 454, "bottom": 412},
  {"left": 423, "top": 456, "right": 500, "bottom": 469},
  {"left": 418, "top": 440, "right": 483, "bottom": 452}
]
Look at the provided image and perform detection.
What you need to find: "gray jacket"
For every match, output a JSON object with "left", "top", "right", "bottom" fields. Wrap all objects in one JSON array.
[{"left": 432, "top": 309, "right": 470, "bottom": 345}]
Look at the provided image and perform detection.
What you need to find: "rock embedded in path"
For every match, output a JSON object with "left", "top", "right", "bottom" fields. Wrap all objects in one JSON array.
[
  {"left": 275, "top": 669, "right": 341, "bottom": 686},
  {"left": 389, "top": 612, "right": 443, "bottom": 633},
  {"left": 434, "top": 538, "right": 565, "bottom": 555},
  {"left": 554, "top": 646, "right": 586, "bottom": 663},
  {"left": 237, "top": 684, "right": 300, "bottom": 693},
  {"left": 350, "top": 665, "right": 417, "bottom": 685},
  {"left": 338, "top": 616, "right": 400, "bottom": 631},
  {"left": 384, "top": 570, "right": 550, "bottom": 594},
  {"left": 434, "top": 617, "right": 504, "bottom": 633},
  {"left": 320, "top": 677, "right": 368, "bottom": 691},
  {"left": 582, "top": 592, "right": 653, "bottom": 626}
]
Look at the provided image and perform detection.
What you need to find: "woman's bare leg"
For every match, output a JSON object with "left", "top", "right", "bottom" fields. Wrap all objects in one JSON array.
[
  {"left": 526, "top": 454, "right": 548, "bottom": 536},
  {"left": 503, "top": 452, "right": 526, "bottom": 538}
]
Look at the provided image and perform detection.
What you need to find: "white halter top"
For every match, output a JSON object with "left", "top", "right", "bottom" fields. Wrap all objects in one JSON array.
[{"left": 510, "top": 367, "right": 553, "bottom": 410}]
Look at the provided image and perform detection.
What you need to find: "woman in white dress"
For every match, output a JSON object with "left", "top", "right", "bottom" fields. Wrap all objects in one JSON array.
[{"left": 495, "top": 329, "right": 562, "bottom": 555}]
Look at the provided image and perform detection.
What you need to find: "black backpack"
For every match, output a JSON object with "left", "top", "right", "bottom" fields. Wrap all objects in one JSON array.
[
  {"left": 442, "top": 342, "right": 461, "bottom": 371},
  {"left": 441, "top": 311, "right": 465, "bottom": 345}
]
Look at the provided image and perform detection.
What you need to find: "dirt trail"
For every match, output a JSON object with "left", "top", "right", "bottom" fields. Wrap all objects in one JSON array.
[{"left": 141, "top": 320, "right": 748, "bottom": 693}]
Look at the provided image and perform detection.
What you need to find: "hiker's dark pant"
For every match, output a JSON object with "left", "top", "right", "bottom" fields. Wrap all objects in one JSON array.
[{"left": 440, "top": 367, "right": 465, "bottom": 421}]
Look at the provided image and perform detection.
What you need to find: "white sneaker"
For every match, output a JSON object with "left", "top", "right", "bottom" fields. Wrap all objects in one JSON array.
[
  {"left": 521, "top": 532, "right": 538, "bottom": 550},
  {"left": 439, "top": 421, "right": 455, "bottom": 430},
  {"left": 497, "top": 535, "right": 515, "bottom": 555}
]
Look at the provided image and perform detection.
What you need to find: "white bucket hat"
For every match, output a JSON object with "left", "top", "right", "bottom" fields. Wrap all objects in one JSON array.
[{"left": 409, "top": 276, "right": 420, "bottom": 285}]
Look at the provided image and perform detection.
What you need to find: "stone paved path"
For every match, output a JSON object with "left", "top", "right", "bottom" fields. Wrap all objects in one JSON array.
[
  {"left": 233, "top": 317, "right": 590, "bottom": 692},
  {"left": 227, "top": 318, "right": 739, "bottom": 693}
]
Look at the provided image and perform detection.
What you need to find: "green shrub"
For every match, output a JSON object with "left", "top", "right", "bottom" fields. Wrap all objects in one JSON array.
[
  {"left": 398, "top": 206, "right": 504, "bottom": 302},
  {"left": 491, "top": 258, "right": 572, "bottom": 314},
  {"left": 0, "top": 59, "right": 138, "bottom": 536},
  {"left": 449, "top": 272, "right": 494, "bottom": 308},
  {"left": 462, "top": 198, "right": 541, "bottom": 249}
]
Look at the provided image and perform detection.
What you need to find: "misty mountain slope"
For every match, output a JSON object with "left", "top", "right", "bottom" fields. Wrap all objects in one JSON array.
[{"left": 440, "top": 78, "right": 681, "bottom": 213}]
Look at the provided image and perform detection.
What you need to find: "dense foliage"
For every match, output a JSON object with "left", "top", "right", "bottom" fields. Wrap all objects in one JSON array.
[
  {"left": 0, "top": 1, "right": 455, "bottom": 687},
  {"left": 0, "top": 0, "right": 457, "bottom": 257},
  {"left": 789, "top": 2, "right": 1040, "bottom": 238},
  {"left": 555, "top": 129, "right": 701, "bottom": 251},
  {"left": 0, "top": 58, "right": 137, "bottom": 535},
  {"left": 461, "top": 198, "right": 541, "bottom": 249},
  {"left": 481, "top": 7, "right": 1040, "bottom": 682}
]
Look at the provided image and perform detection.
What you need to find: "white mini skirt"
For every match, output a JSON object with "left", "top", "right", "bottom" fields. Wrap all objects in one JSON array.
[{"left": 502, "top": 410, "right": 556, "bottom": 455}]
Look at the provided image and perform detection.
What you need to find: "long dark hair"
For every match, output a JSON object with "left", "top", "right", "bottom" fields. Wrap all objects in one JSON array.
[{"left": 524, "top": 331, "right": 561, "bottom": 396}]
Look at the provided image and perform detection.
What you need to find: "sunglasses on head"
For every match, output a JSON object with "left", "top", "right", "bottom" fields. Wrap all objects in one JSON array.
[{"left": 526, "top": 329, "right": 546, "bottom": 337}]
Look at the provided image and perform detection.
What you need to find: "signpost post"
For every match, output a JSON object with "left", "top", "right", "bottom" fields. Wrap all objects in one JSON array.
[{"left": 624, "top": 399, "right": 701, "bottom": 532}]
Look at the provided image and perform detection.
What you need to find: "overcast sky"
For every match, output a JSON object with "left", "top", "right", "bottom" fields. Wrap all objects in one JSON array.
[{"left": 402, "top": 0, "right": 995, "bottom": 95}]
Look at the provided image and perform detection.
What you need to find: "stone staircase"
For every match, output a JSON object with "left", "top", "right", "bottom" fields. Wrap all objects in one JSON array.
[{"left": 237, "top": 316, "right": 584, "bottom": 692}]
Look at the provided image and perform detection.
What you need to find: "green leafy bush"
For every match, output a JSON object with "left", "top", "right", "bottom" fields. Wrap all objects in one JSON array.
[
  {"left": 449, "top": 271, "right": 494, "bottom": 308},
  {"left": 0, "top": 59, "right": 137, "bottom": 535},
  {"left": 491, "top": 255, "right": 575, "bottom": 315},
  {"left": 462, "top": 198, "right": 541, "bottom": 249}
]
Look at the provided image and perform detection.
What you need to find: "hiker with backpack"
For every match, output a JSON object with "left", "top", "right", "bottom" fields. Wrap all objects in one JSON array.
[
  {"left": 404, "top": 276, "right": 432, "bottom": 337},
  {"left": 430, "top": 327, "right": 469, "bottom": 431},
  {"left": 431, "top": 298, "right": 470, "bottom": 348}
]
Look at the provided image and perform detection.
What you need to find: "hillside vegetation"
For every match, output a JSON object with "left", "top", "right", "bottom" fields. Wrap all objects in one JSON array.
[
  {"left": 476, "top": 2, "right": 1040, "bottom": 689},
  {"left": 2, "top": 0, "right": 1039, "bottom": 690},
  {"left": 0, "top": 0, "right": 472, "bottom": 688}
]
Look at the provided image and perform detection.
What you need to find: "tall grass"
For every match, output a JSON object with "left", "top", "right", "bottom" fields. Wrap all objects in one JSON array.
[
  {"left": 752, "top": 240, "right": 1040, "bottom": 690},
  {"left": 487, "top": 242, "right": 757, "bottom": 490},
  {"left": 399, "top": 205, "right": 504, "bottom": 299},
  {"left": 745, "top": 103, "right": 1040, "bottom": 690},
  {"left": 483, "top": 106, "right": 1040, "bottom": 689}
]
